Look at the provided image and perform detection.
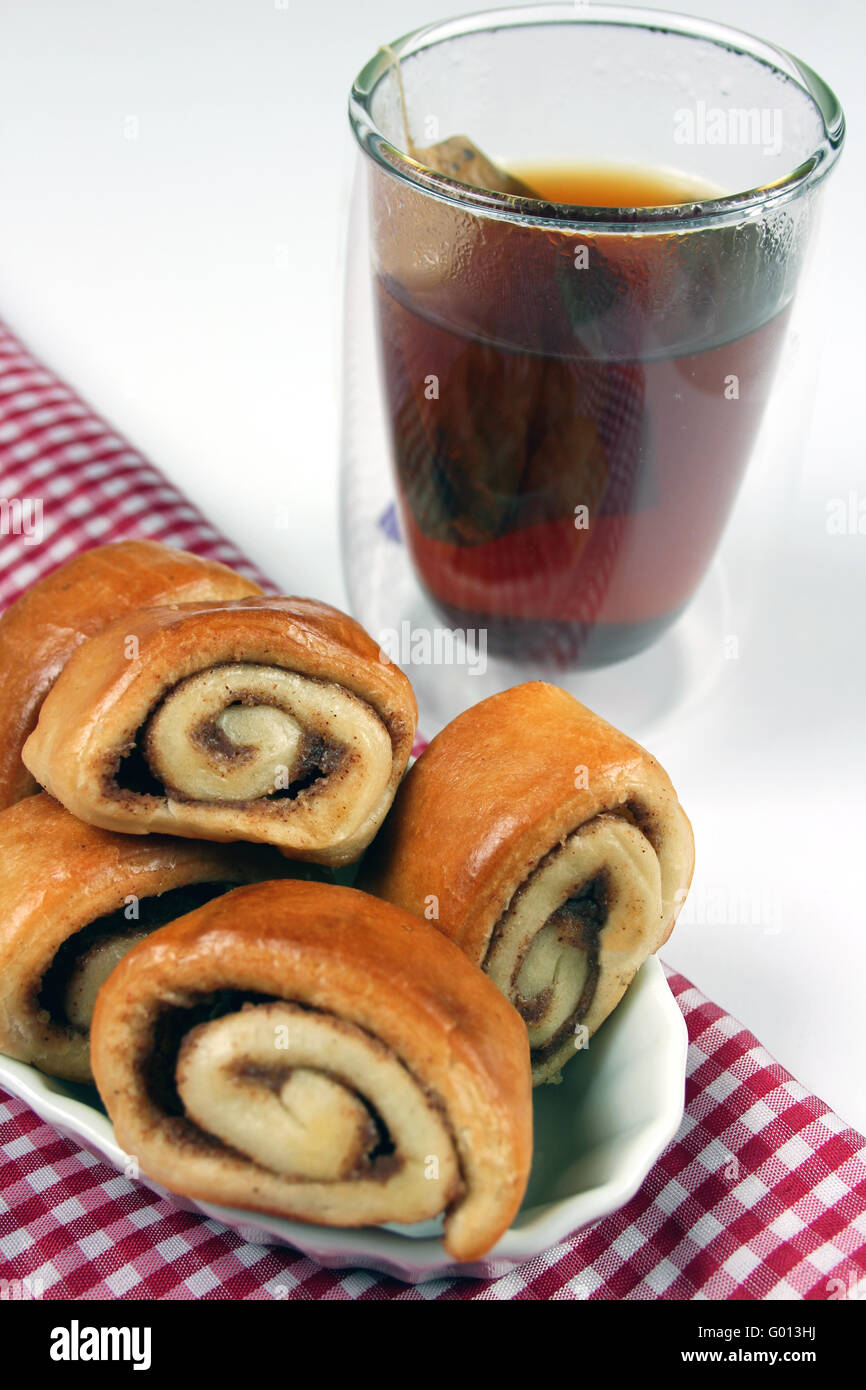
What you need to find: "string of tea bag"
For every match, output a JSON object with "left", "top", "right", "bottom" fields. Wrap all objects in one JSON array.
[{"left": 379, "top": 44, "right": 539, "bottom": 198}]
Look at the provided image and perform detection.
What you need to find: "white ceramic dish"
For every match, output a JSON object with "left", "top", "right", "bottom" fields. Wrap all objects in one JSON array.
[{"left": 0, "top": 956, "right": 686, "bottom": 1283}]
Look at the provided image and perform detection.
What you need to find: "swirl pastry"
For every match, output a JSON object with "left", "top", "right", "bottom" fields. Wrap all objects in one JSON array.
[
  {"left": 0, "top": 540, "right": 261, "bottom": 810},
  {"left": 0, "top": 793, "right": 282, "bottom": 1084},
  {"left": 90, "top": 879, "right": 532, "bottom": 1262},
  {"left": 362, "top": 682, "right": 695, "bottom": 1084},
  {"left": 21, "top": 596, "right": 417, "bottom": 866}
]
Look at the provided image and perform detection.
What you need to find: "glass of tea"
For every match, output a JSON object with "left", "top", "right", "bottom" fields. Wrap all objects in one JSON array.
[{"left": 342, "top": 5, "right": 844, "bottom": 728}]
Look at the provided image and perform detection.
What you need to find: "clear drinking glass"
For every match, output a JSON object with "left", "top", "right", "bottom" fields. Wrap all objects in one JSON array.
[{"left": 341, "top": 4, "right": 844, "bottom": 734}]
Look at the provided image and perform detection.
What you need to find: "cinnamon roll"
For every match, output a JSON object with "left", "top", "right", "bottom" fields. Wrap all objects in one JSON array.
[
  {"left": 0, "top": 794, "right": 282, "bottom": 1084},
  {"left": 362, "top": 682, "right": 695, "bottom": 1084},
  {"left": 89, "top": 880, "right": 532, "bottom": 1262},
  {"left": 0, "top": 540, "right": 261, "bottom": 810},
  {"left": 22, "top": 596, "right": 417, "bottom": 866}
]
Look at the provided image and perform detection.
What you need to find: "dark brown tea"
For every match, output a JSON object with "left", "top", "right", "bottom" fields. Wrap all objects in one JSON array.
[{"left": 375, "top": 163, "right": 789, "bottom": 667}]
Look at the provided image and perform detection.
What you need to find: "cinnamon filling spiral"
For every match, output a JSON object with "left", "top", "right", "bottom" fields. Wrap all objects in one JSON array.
[
  {"left": 155, "top": 1000, "right": 464, "bottom": 1225},
  {"left": 37, "top": 883, "right": 233, "bottom": 1048},
  {"left": 485, "top": 811, "right": 664, "bottom": 1083},
  {"left": 127, "top": 664, "right": 393, "bottom": 832},
  {"left": 62, "top": 930, "right": 152, "bottom": 1033}
]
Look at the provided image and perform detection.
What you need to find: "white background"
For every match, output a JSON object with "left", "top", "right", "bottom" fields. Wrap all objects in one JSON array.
[{"left": 0, "top": 1, "right": 864, "bottom": 1129}]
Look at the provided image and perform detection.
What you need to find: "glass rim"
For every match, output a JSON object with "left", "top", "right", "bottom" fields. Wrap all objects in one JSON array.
[{"left": 348, "top": 2, "right": 845, "bottom": 230}]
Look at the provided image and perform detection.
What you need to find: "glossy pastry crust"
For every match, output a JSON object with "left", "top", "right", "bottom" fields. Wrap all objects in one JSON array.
[
  {"left": 22, "top": 595, "right": 417, "bottom": 865},
  {"left": 90, "top": 879, "right": 533, "bottom": 1262},
  {"left": 0, "top": 793, "right": 281, "bottom": 1083},
  {"left": 0, "top": 540, "right": 261, "bottom": 809},
  {"left": 362, "top": 681, "right": 695, "bottom": 1082}
]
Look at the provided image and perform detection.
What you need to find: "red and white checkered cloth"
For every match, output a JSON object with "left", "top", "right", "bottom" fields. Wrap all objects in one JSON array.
[{"left": 1, "top": 316, "right": 864, "bottom": 1300}]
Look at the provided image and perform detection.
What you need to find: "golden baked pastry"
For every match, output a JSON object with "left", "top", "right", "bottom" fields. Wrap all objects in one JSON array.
[
  {"left": 362, "top": 682, "right": 695, "bottom": 1084},
  {"left": 22, "top": 596, "right": 417, "bottom": 866},
  {"left": 0, "top": 540, "right": 261, "bottom": 809},
  {"left": 0, "top": 793, "right": 282, "bottom": 1084},
  {"left": 90, "top": 879, "right": 533, "bottom": 1262}
]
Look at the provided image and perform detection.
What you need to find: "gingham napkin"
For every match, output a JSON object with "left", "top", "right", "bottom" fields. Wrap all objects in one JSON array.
[{"left": 1, "top": 316, "right": 864, "bottom": 1301}]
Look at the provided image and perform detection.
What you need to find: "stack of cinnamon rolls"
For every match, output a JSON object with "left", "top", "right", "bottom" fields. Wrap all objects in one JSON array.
[{"left": 0, "top": 541, "right": 693, "bottom": 1262}]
